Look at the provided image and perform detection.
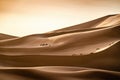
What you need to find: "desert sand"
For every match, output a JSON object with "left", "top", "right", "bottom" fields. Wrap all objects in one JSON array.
[{"left": 0, "top": 14, "right": 120, "bottom": 80}]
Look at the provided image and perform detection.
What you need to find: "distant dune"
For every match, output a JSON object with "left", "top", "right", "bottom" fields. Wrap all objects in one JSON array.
[
  {"left": 0, "top": 33, "right": 18, "bottom": 40},
  {"left": 0, "top": 14, "right": 120, "bottom": 80}
]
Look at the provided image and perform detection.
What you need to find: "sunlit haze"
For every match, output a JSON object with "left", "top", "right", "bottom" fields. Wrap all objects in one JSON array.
[{"left": 0, "top": 0, "right": 120, "bottom": 36}]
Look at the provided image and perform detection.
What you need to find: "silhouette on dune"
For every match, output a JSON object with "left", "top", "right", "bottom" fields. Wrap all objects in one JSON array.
[{"left": 0, "top": 14, "right": 120, "bottom": 80}]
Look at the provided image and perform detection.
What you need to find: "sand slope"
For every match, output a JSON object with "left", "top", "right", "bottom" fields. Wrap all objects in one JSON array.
[{"left": 0, "top": 14, "right": 120, "bottom": 80}]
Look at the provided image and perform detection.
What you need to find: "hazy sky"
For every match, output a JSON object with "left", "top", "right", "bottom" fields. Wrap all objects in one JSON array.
[{"left": 0, "top": 0, "right": 120, "bottom": 36}]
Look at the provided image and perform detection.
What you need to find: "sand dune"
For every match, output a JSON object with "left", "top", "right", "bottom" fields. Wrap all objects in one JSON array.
[
  {"left": 0, "top": 41, "right": 120, "bottom": 70},
  {"left": 0, "top": 14, "right": 120, "bottom": 80},
  {"left": 0, "top": 20, "right": 120, "bottom": 55},
  {"left": 0, "top": 66, "right": 120, "bottom": 80},
  {"left": 0, "top": 33, "right": 18, "bottom": 40}
]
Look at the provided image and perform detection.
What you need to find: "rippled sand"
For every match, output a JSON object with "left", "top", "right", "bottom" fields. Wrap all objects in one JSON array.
[{"left": 0, "top": 14, "right": 120, "bottom": 80}]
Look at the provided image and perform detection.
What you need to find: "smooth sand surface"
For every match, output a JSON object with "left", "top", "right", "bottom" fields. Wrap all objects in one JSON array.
[{"left": 0, "top": 14, "right": 120, "bottom": 80}]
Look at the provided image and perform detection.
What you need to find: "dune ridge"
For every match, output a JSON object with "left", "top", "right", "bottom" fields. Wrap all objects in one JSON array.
[{"left": 0, "top": 14, "right": 120, "bottom": 80}]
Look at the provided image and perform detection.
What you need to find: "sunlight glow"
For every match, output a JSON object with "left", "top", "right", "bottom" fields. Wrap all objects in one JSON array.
[{"left": 0, "top": 0, "right": 120, "bottom": 36}]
